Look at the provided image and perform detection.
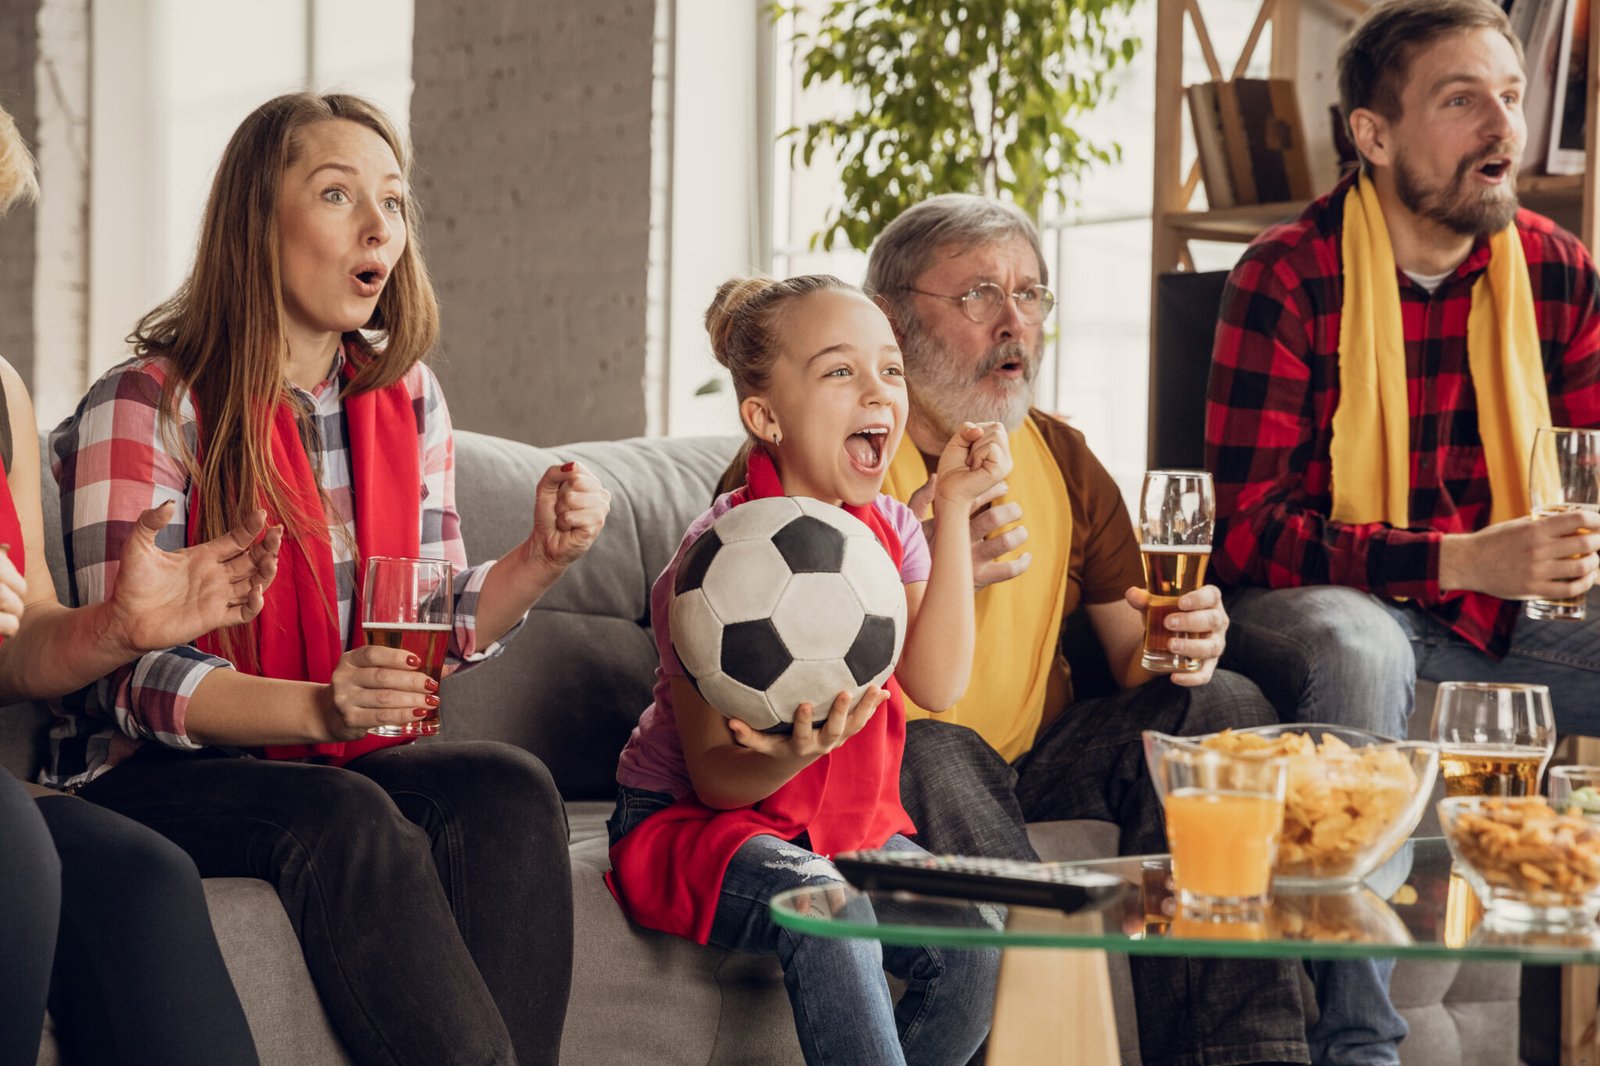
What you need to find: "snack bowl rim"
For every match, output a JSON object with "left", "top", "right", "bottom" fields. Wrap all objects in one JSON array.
[
  {"left": 1211, "top": 724, "right": 1440, "bottom": 890},
  {"left": 1437, "top": 795, "right": 1600, "bottom": 927}
]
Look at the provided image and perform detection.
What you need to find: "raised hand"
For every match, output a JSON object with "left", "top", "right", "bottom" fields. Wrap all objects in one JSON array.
[
  {"left": 528, "top": 461, "right": 611, "bottom": 571},
  {"left": 906, "top": 476, "right": 1032, "bottom": 590},
  {"left": 933, "top": 421, "right": 1012, "bottom": 509},
  {"left": 106, "top": 502, "right": 283, "bottom": 654}
]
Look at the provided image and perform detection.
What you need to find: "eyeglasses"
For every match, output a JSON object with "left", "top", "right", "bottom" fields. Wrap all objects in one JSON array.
[{"left": 903, "top": 282, "right": 1057, "bottom": 325}]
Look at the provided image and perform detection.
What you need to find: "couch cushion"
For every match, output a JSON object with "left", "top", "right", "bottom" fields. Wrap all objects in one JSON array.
[{"left": 440, "top": 431, "right": 739, "bottom": 800}]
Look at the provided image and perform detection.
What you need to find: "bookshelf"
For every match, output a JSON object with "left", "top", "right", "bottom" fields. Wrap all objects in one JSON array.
[{"left": 1149, "top": 0, "right": 1600, "bottom": 278}]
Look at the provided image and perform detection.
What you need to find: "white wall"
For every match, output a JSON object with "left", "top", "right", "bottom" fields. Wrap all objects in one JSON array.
[{"left": 75, "top": 0, "right": 411, "bottom": 425}]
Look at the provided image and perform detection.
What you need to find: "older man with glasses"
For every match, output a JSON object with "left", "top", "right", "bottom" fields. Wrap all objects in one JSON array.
[{"left": 867, "top": 193, "right": 1313, "bottom": 1066}]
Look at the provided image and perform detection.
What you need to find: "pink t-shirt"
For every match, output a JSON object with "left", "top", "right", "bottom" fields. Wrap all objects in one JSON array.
[{"left": 615, "top": 492, "right": 930, "bottom": 798}]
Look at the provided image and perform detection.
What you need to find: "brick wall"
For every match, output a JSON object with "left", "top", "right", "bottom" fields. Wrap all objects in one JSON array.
[{"left": 410, "top": 0, "right": 656, "bottom": 445}]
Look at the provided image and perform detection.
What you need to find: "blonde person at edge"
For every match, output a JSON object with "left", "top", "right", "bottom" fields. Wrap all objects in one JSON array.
[
  {"left": 607, "top": 275, "right": 1004, "bottom": 1066},
  {"left": 0, "top": 103, "right": 275, "bottom": 1066},
  {"left": 46, "top": 93, "right": 609, "bottom": 1066}
]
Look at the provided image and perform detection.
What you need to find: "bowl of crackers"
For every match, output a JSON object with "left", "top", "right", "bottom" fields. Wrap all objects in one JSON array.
[
  {"left": 1198, "top": 725, "right": 1438, "bottom": 891},
  {"left": 1439, "top": 796, "right": 1600, "bottom": 928}
]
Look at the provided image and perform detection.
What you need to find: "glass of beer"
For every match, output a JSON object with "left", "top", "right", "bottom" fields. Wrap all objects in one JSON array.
[
  {"left": 363, "top": 556, "right": 453, "bottom": 737},
  {"left": 1138, "top": 470, "right": 1215, "bottom": 673},
  {"left": 1431, "top": 681, "right": 1556, "bottom": 797},
  {"left": 1526, "top": 426, "right": 1600, "bottom": 621}
]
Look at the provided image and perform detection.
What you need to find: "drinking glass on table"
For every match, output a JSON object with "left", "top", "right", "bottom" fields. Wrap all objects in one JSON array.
[
  {"left": 1431, "top": 682, "right": 1556, "bottom": 797},
  {"left": 1143, "top": 730, "right": 1287, "bottom": 916},
  {"left": 1137, "top": 470, "right": 1214, "bottom": 673},
  {"left": 363, "top": 556, "right": 453, "bottom": 738},
  {"left": 1526, "top": 426, "right": 1600, "bottom": 621}
]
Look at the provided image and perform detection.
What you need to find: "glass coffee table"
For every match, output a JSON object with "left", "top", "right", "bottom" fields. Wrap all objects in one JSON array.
[{"left": 771, "top": 838, "right": 1600, "bottom": 1063}]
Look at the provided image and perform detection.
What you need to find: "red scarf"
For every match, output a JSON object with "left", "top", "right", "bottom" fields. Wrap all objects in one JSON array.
[
  {"left": 0, "top": 463, "right": 25, "bottom": 647},
  {"left": 190, "top": 355, "right": 421, "bottom": 765},
  {"left": 606, "top": 448, "right": 914, "bottom": 944}
]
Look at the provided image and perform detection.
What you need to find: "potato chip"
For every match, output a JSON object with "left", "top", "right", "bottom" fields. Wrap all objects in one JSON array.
[{"left": 1200, "top": 729, "right": 1421, "bottom": 878}]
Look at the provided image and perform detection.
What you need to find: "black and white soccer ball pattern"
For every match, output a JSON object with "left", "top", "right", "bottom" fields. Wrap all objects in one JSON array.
[{"left": 670, "top": 496, "right": 908, "bottom": 733}]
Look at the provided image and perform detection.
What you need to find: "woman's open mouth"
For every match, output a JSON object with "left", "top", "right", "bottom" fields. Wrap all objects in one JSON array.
[
  {"left": 844, "top": 427, "right": 890, "bottom": 475},
  {"left": 351, "top": 263, "right": 389, "bottom": 298}
]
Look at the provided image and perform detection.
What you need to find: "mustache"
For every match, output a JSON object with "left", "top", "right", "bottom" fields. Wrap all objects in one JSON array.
[{"left": 974, "top": 342, "right": 1035, "bottom": 382}]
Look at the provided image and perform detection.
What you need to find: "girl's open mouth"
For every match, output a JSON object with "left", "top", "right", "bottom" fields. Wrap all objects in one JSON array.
[{"left": 844, "top": 427, "right": 889, "bottom": 474}]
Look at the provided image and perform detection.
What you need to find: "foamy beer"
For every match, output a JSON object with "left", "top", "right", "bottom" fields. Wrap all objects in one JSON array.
[
  {"left": 363, "top": 556, "right": 453, "bottom": 737},
  {"left": 1138, "top": 471, "right": 1215, "bottom": 673},
  {"left": 1430, "top": 682, "right": 1556, "bottom": 798}
]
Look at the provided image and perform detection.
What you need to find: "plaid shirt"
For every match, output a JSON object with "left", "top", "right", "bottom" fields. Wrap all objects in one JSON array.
[
  {"left": 44, "top": 353, "right": 523, "bottom": 787},
  {"left": 1206, "top": 172, "right": 1600, "bottom": 657}
]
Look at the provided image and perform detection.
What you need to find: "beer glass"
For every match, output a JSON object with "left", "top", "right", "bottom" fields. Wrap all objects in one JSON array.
[
  {"left": 1431, "top": 681, "right": 1556, "bottom": 797},
  {"left": 1138, "top": 470, "right": 1215, "bottom": 673},
  {"left": 1526, "top": 426, "right": 1600, "bottom": 621},
  {"left": 363, "top": 556, "right": 453, "bottom": 737},
  {"left": 1548, "top": 765, "right": 1600, "bottom": 814}
]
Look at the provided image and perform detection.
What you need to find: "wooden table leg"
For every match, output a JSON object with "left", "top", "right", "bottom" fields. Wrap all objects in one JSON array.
[
  {"left": 987, "top": 906, "right": 1121, "bottom": 1065},
  {"left": 1563, "top": 964, "right": 1600, "bottom": 1066}
]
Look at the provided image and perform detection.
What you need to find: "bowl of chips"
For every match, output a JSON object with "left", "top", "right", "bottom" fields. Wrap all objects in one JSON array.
[
  {"left": 1439, "top": 796, "right": 1600, "bottom": 928},
  {"left": 1198, "top": 725, "right": 1437, "bottom": 891}
]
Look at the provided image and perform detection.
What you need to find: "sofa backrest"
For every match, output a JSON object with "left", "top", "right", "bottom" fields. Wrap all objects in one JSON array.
[
  {"left": 0, "top": 427, "right": 741, "bottom": 801},
  {"left": 442, "top": 430, "right": 739, "bottom": 799}
]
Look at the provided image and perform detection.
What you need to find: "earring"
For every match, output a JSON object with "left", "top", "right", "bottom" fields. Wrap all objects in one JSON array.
[{"left": 771, "top": 432, "right": 782, "bottom": 445}]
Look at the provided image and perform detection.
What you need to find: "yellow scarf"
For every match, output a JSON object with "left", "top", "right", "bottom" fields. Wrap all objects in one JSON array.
[
  {"left": 884, "top": 415, "right": 1071, "bottom": 761},
  {"left": 1330, "top": 174, "right": 1550, "bottom": 526}
]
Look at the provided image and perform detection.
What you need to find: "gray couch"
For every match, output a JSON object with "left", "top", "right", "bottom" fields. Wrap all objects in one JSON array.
[{"left": 4, "top": 429, "right": 1520, "bottom": 1065}]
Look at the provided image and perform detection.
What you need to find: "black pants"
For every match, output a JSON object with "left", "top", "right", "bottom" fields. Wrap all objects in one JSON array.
[
  {"left": 0, "top": 772, "right": 258, "bottom": 1066},
  {"left": 80, "top": 741, "right": 574, "bottom": 1066},
  {"left": 899, "top": 670, "right": 1311, "bottom": 1066}
]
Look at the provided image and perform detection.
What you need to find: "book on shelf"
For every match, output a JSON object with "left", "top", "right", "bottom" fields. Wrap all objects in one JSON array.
[
  {"left": 1547, "top": 0, "right": 1590, "bottom": 174},
  {"left": 1202, "top": 78, "right": 1314, "bottom": 206},
  {"left": 1513, "top": 0, "right": 1572, "bottom": 174},
  {"left": 1186, "top": 82, "right": 1236, "bottom": 208}
]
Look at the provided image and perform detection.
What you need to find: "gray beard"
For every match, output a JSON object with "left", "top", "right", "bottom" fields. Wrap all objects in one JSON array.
[
  {"left": 900, "top": 323, "right": 1038, "bottom": 440},
  {"left": 1393, "top": 146, "right": 1519, "bottom": 238}
]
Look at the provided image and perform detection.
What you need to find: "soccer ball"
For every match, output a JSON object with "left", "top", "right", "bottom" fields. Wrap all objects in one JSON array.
[{"left": 670, "top": 496, "right": 907, "bottom": 732}]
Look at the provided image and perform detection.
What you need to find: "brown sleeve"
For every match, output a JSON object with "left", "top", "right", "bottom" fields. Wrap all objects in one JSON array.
[{"left": 1032, "top": 411, "right": 1143, "bottom": 609}]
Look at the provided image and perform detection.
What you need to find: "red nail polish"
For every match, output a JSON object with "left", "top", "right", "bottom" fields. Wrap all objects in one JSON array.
[
  {"left": 561, "top": 461, "right": 576, "bottom": 473},
  {"left": 406, "top": 654, "right": 421, "bottom": 668},
  {"left": 424, "top": 678, "right": 439, "bottom": 694},
  {"left": 424, "top": 694, "right": 440, "bottom": 707},
  {"left": 413, "top": 707, "right": 430, "bottom": 717}
]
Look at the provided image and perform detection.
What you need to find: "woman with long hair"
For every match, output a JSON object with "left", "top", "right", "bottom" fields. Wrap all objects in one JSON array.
[
  {"left": 48, "top": 93, "right": 608, "bottom": 1066},
  {"left": 0, "top": 103, "right": 268, "bottom": 1066}
]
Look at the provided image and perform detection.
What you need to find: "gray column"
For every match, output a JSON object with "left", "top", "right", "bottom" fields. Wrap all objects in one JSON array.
[{"left": 410, "top": 1, "right": 656, "bottom": 445}]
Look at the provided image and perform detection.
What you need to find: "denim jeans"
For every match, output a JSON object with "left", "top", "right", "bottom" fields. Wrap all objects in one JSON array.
[
  {"left": 80, "top": 741, "right": 573, "bottom": 1066},
  {"left": 1222, "top": 584, "right": 1600, "bottom": 738},
  {"left": 900, "top": 671, "right": 1314, "bottom": 1066},
  {"left": 609, "top": 787, "right": 999, "bottom": 1066}
]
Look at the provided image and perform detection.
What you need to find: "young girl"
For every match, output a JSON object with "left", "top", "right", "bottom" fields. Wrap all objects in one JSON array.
[
  {"left": 48, "top": 93, "right": 609, "bottom": 1066},
  {"left": 608, "top": 274, "right": 1006, "bottom": 1066}
]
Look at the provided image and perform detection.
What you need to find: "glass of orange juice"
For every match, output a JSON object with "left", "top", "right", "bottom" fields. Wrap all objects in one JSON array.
[{"left": 1143, "top": 730, "right": 1288, "bottom": 915}]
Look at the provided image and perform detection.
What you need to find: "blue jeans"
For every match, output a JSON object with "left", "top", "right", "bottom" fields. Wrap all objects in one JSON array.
[
  {"left": 609, "top": 787, "right": 999, "bottom": 1066},
  {"left": 1223, "top": 584, "right": 1600, "bottom": 738},
  {"left": 1216, "top": 585, "right": 1600, "bottom": 1066}
]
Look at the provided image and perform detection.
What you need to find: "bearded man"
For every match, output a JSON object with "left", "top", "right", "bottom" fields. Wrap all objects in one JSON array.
[
  {"left": 867, "top": 196, "right": 1316, "bottom": 1066},
  {"left": 1207, "top": 0, "right": 1600, "bottom": 744}
]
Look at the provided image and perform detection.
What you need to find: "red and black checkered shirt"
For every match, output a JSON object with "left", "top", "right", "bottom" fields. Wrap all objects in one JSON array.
[{"left": 1206, "top": 172, "right": 1600, "bottom": 657}]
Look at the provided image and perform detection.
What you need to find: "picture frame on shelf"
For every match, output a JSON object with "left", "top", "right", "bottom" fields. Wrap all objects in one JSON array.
[{"left": 1547, "top": 0, "right": 1590, "bottom": 175}]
